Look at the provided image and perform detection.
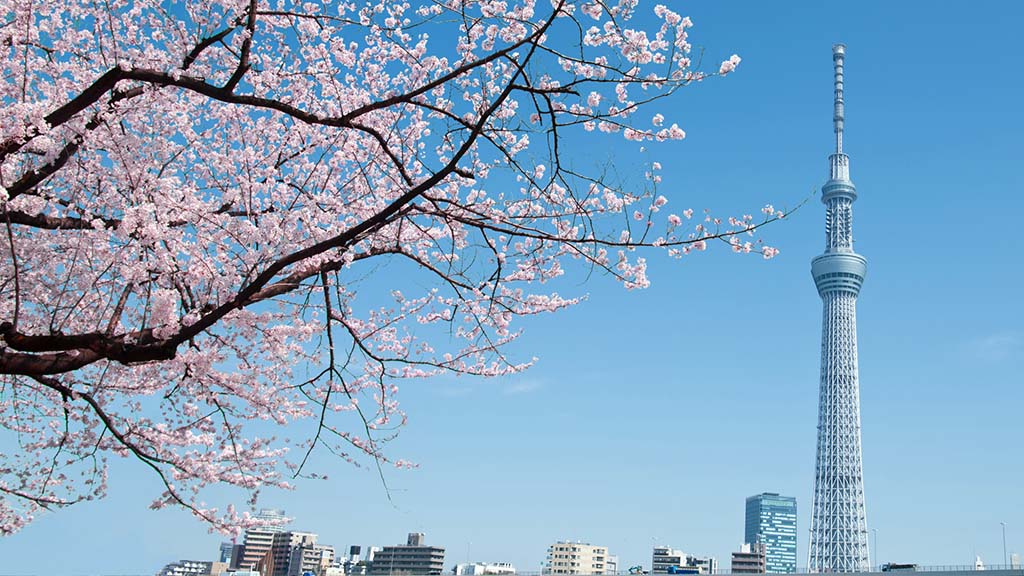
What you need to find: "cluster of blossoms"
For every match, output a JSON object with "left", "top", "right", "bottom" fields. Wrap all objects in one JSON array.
[{"left": 0, "top": 0, "right": 782, "bottom": 533}]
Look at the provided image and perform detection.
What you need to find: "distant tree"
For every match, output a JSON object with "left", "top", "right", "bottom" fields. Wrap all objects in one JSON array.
[{"left": 0, "top": 0, "right": 784, "bottom": 534}]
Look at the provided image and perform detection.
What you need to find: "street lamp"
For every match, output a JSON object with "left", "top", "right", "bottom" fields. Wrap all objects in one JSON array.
[
  {"left": 1002, "top": 522, "right": 1008, "bottom": 568},
  {"left": 872, "top": 529, "right": 878, "bottom": 571}
]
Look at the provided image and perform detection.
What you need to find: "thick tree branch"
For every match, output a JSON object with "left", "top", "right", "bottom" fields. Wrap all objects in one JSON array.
[{"left": 223, "top": 0, "right": 258, "bottom": 93}]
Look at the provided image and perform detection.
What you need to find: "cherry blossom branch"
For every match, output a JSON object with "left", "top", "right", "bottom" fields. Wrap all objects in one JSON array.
[
  {"left": 222, "top": 0, "right": 258, "bottom": 93},
  {"left": 0, "top": 0, "right": 787, "bottom": 532},
  {"left": 2, "top": 4, "right": 559, "bottom": 373}
]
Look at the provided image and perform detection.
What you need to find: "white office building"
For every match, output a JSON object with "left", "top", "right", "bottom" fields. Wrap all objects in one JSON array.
[{"left": 651, "top": 546, "right": 717, "bottom": 575}]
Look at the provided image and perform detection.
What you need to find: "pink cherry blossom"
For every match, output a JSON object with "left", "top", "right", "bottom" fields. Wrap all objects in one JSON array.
[
  {"left": 719, "top": 53, "right": 742, "bottom": 75},
  {"left": 0, "top": 0, "right": 784, "bottom": 534}
]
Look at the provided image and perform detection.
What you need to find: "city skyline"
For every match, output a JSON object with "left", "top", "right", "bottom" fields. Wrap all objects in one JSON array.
[{"left": 1, "top": 2, "right": 1023, "bottom": 575}]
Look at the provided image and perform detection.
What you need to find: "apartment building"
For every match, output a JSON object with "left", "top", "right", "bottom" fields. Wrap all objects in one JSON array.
[{"left": 544, "top": 541, "right": 614, "bottom": 575}]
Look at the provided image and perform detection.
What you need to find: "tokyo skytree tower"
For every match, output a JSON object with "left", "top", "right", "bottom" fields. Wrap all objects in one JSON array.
[{"left": 807, "top": 44, "right": 870, "bottom": 573}]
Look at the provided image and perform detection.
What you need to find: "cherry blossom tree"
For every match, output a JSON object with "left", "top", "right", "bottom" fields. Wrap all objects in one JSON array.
[{"left": 0, "top": 0, "right": 785, "bottom": 534}]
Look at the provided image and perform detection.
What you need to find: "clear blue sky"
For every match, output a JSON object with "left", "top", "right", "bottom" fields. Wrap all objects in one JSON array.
[{"left": 4, "top": 1, "right": 1023, "bottom": 574}]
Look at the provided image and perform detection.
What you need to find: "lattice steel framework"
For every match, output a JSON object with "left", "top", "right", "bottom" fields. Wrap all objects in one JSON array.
[{"left": 807, "top": 44, "right": 870, "bottom": 573}]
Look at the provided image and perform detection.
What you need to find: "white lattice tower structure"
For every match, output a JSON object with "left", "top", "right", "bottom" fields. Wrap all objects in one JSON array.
[{"left": 807, "top": 44, "right": 870, "bottom": 573}]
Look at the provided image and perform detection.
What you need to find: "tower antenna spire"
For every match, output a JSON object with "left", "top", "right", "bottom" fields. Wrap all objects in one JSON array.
[
  {"left": 832, "top": 44, "right": 846, "bottom": 154},
  {"left": 809, "top": 43, "right": 870, "bottom": 573}
]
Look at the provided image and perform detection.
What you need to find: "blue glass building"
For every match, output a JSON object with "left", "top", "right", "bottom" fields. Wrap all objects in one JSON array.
[{"left": 745, "top": 493, "right": 797, "bottom": 573}]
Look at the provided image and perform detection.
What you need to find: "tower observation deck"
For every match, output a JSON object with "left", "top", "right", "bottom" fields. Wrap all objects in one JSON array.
[{"left": 807, "top": 44, "right": 870, "bottom": 573}]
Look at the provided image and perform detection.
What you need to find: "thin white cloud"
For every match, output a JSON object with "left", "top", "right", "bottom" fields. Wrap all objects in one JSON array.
[
  {"left": 966, "top": 331, "right": 1023, "bottom": 361},
  {"left": 503, "top": 379, "right": 544, "bottom": 395}
]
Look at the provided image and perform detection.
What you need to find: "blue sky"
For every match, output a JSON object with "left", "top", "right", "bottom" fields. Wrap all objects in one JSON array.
[{"left": 3, "top": 1, "right": 1024, "bottom": 574}]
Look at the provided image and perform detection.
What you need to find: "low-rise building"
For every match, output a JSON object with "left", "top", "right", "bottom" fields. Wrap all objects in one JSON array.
[
  {"left": 653, "top": 547, "right": 686, "bottom": 574},
  {"left": 687, "top": 556, "right": 716, "bottom": 575},
  {"left": 732, "top": 543, "right": 767, "bottom": 574},
  {"left": 453, "top": 562, "right": 517, "bottom": 575},
  {"left": 265, "top": 530, "right": 336, "bottom": 576},
  {"left": 544, "top": 541, "right": 614, "bottom": 575},
  {"left": 652, "top": 547, "right": 716, "bottom": 575},
  {"left": 368, "top": 533, "right": 446, "bottom": 575},
  {"left": 158, "top": 560, "right": 228, "bottom": 576}
]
